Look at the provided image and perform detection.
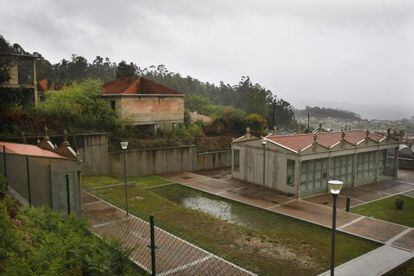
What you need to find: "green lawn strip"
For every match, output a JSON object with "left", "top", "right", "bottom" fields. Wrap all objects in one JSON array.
[
  {"left": 83, "top": 176, "right": 121, "bottom": 189},
  {"left": 82, "top": 175, "right": 171, "bottom": 189},
  {"left": 127, "top": 175, "right": 172, "bottom": 188},
  {"left": 93, "top": 184, "right": 379, "bottom": 276},
  {"left": 352, "top": 195, "right": 414, "bottom": 227},
  {"left": 385, "top": 257, "right": 414, "bottom": 276}
]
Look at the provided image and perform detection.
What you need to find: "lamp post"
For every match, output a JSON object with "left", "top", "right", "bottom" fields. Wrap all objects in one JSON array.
[
  {"left": 328, "top": 179, "right": 343, "bottom": 276},
  {"left": 121, "top": 141, "right": 129, "bottom": 216},
  {"left": 262, "top": 139, "right": 267, "bottom": 189}
]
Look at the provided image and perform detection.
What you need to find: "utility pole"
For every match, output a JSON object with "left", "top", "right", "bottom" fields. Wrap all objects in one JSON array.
[
  {"left": 307, "top": 113, "right": 310, "bottom": 130},
  {"left": 272, "top": 97, "right": 276, "bottom": 129}
]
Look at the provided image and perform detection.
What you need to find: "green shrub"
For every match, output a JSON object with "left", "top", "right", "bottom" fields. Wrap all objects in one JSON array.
[
  {"left": 247, "top": 113, "right": 267, "bottom": 136},
  {"left": 0, "top": 174, "right": 6, "bottom": 195},
  {"left": 395, "top": 197, "right": 405, "bottom": 210},
  {"left": 0, "top": 196, "right": 138, "bottom": 275},
  {"left": 36, "top": 79, "right": 122, "bottom": 132}
]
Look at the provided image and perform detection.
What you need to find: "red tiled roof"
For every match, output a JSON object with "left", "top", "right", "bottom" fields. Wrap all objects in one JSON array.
[
  {"left": 0, "top": 141, "right": 68, "bottom": 159},
  {"left": 266, "top": 130, "right": 384, "bottom": 152},
  {"left": 102, "top": 76, "right": 183, "bottom": 95}
]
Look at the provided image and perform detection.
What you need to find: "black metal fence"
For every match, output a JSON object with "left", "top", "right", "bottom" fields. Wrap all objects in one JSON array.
[{"left": 80, "top": 188, "right": 255, "bottom": 276}]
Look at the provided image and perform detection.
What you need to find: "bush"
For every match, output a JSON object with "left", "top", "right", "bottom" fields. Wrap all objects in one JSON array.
[
  {"left": 0, "top": 174, "right": 6, "bottom": 195},
  {"left": 395, "top": 197, "right": 405, "bottom": 210},
  {"left": 204, "top": 107, "right": 247, "bottom": 137},
  {"left": 247, "top": 113, "right": 267, "bottom": 136},
  {"left": 0, "top": 196, "right": 138, "bottom": 275},
  {"left": 36, "top": 79, "right": 122, "bottom": 132}
]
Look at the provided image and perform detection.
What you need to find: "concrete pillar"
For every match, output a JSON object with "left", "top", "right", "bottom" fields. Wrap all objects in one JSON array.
[
  {"left": 327, "top": 154, "right": 331, "bottom": 185},
  {"left": 394, "top": 147, "right": 399, "bottom": 178},
  {"left": 375, "top": 149, "right": 379, "bottom": 182},
  {"left": 295, "top": 158, "right": 301, "bottom": 199},
  {"left": 352, "top": 152, "right": 357, "bottom": 187}
]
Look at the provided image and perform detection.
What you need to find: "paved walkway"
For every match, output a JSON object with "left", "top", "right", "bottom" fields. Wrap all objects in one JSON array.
[
  {"left": 304, "top": 179, "right": 414, "bottom": 210},
  {"left": 162, "top": 171, "right": 414, "bottom": 274},
  {"left": 81, "top": 191, "right": 255, "bottom": 276},
  {"left": 318, "top": 245, "right": 413, "bottom": 276}
]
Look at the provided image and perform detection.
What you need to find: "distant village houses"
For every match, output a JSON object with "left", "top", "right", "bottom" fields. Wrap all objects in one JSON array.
[{"left": 101, "top": 76, "right": 184, "bottom": 133}]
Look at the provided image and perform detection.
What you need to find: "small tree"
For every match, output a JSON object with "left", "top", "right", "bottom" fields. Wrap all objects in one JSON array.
[
  {"left": 247, "top": 113, "right": 267, "bottom": 136},
  {"left": 115, "top": 60, "right": 137, "bottom": 79}
]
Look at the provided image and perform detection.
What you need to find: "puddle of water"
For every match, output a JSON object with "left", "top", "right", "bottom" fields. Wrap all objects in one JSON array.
[{"left": 182, "top": 196, "right": 247, "bottom": 226}]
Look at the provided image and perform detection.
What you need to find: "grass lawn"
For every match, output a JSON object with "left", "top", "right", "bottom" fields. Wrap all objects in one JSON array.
[
  {"left": 83, "top": 175, "right": 171, "bottom": 189},
  {"left": 386, "top": 257, "right": 414, "bottom": 276},
  {"left": 352, "top": 195, "right": 414, "bottom": 227},
  {"left": 92, "top": 183, "right": 380, "bottom": 275}
]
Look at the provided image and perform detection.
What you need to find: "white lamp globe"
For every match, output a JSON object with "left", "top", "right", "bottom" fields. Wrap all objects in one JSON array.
[
  {"left": 328, "top": 180, "right": 343, "bottom": 195},
  {"left": 120, "top": 141, "right": 129, "bottom": 150}
]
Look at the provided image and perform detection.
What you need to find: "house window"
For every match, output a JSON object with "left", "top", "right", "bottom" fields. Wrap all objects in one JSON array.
[
  {"left": 233, "top": 149, "right": 240, "bottom": 172},
  {"left": 286, "top": 159, "right": 295, "bottom": 186},
  {"left": 110, "top": 100, "right": 116, "bottom": 110}
]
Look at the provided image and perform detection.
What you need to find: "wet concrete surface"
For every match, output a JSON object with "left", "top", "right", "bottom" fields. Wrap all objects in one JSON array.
[
  {"left": 162, "top": 170, "right": 414, "bottom": 248},
  {"left": 341, "top": 217, "right": 408, "bottom": 243},
  {"left": 392, "top": 229, "right": 414, "bottom": 252}
]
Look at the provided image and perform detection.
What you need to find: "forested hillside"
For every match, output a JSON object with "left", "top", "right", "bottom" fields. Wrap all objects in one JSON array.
[
  {"left": 295, "top": 106, "right": 361, "bottom": 120},
  {"left": 0, "top": 35, "right": 296, "bottom": 129}
]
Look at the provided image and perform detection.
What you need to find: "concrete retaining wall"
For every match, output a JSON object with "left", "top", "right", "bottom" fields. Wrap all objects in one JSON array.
[
  {"left": 109, "top": 146, "right": 197, "bottom": 177},
  {"left": 399, "top": 157, "right": 414, "bottom": 170},
  {"left": 78, "top": 134, "right": 109, "bottom": 176},
  {"left": 196, "top": 150, "right": 231, "bottom": 171},
  {"left": 3, "top": 133, "right": 231, "bottom": 177},
  {"left": 109, "top": 147, "right": 232, "bottom": 177}
]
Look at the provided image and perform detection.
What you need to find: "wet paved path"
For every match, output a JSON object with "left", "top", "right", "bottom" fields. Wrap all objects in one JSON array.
[
  {"left": 318, "top": 245, "right": 413, "bottom": 276},
  {"left": 81, "top": 190, "right": 255, "bottom": 276},
  {"left": 162, "top": 171, "right": 414, "bottom": 274}
]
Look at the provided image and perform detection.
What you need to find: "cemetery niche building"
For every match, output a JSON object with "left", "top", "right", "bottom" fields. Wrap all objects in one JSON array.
[
  {"left": 0, "top": 131, "right": 82, "bottom": 215},
  {"left": 232, "top": 129, "right": 399, "bottom": 198}
]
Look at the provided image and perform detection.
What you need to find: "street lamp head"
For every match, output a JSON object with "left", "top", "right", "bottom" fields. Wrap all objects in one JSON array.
[
  {"left": 328, "top": 180, "right": 343, "bottom": 195},
  {"left": 120, "top": 141, "right": 129, "bottom": 150},
  {"left": 262, "top": 139, "right": 267, "bottom": 145}
]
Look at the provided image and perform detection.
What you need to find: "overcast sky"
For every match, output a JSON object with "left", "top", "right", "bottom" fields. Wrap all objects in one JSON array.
[{"left": 1, "top": 0, "right": 413, "bottom": 120}]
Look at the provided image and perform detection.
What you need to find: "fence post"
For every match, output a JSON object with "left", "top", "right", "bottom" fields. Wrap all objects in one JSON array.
[
  {"left": 150, "top": 214, "right": 156, "bottom": 276},
  {"left": 66, "top": 174, "right": 71, "bottom": 215},
  {"left": 2, "top": 145, "right": 8, "bottom": 191},
  {"left": 26, "top": 156, "right": 32, "bottom": 207}
]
